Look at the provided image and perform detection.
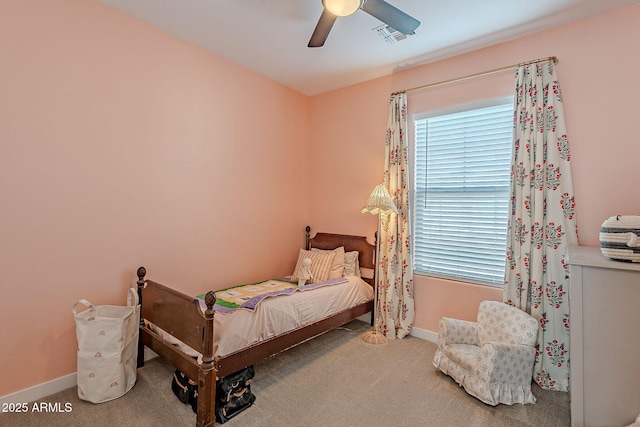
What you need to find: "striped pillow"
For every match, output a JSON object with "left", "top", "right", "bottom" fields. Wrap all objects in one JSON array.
[
  {"left": 291, "top": 249, "right": 336, "bottom": 283},
  {"left": 311, "top": 246, "right": 345, "bottom": 279}
]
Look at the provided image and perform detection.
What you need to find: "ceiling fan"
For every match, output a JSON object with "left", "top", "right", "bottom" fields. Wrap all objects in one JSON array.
[{"left": 308, "top": 0, "right": 420, "bottom": 47}]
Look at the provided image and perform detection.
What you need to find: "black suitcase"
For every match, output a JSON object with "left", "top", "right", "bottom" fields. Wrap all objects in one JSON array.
[
  {"left": 171, "top": 366, "right": 256, "bottom": 424},
  {"left": 171, "top": 370, "right": 197, "bottom": 404},
  {"left": 215, "top": 365, "right": 256, "bottom": 423}
]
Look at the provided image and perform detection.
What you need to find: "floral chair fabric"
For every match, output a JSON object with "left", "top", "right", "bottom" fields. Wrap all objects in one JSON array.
[{"left": 432, "top": 300, "right": 539, "bottom": 405}]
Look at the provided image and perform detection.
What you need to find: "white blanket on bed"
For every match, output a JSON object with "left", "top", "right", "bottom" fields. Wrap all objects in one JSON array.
[{"left": 148, "top": 275, "right": 373, "bottom": 360}]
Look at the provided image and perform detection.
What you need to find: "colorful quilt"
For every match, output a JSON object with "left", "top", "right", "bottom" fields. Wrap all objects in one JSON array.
[{"left": 197, "top": 277, "right": 348, "bottom": 314}]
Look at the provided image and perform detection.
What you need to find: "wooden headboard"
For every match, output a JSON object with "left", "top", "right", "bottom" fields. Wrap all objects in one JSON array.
[{"left": 305, "top": 225, "right": 376, "bottom": 287}]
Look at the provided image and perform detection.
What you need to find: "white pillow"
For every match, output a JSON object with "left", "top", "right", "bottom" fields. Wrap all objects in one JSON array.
[{"left": 311, "top": 246, "right": 345, "bottom": 279}]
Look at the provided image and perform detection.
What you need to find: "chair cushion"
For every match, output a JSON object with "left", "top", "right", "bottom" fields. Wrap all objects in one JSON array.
[{"left": 443, "top": 344, "right": 480, "bottom": 372}]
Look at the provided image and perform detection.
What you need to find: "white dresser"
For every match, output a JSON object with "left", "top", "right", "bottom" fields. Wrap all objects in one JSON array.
[{"left": 567, "top": 246, "right": 640, "bottom": 427}]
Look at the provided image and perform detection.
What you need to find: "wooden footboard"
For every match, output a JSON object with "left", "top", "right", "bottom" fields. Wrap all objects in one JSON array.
[
  {"left": 136, "top": 226, "right": 375, "bottom": 426},
  {"left": 136, "top": 267, "right": 217, "bottom": 427}
]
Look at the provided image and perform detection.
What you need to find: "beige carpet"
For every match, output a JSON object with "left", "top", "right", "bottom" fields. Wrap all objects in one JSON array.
[{"left": 0, "top": 320, "right": 570, "bottom": 427}]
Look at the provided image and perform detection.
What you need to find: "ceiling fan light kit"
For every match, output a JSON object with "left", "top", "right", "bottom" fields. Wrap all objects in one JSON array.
[
  {"left": 323, "top": 0, "right": 362, "bottom": 17},
  {"left": 309, "top": 0, "right": 420, "bottom": 48}
]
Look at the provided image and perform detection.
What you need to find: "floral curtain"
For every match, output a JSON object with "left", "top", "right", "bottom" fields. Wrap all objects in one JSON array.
[
  {"left": 377, "top": 92, "right": 415, "bottom": 340},
  {"left": 503, "top": 60, "right": 579, "bottom": 392}
]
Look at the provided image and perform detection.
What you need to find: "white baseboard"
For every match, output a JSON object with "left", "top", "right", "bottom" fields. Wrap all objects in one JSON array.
[
  {"left": 0, "top": 349, "right": 159, "bottom": 405},
  {"left": 356, "top": 313, "right": 371, "bottom": 323},
  {"left": 409, "top": 325, "right": 438, "bottom": 343},
  {"left": 0, "top": 372, "right": 77, "bottom": 405},
  {"left": 355, "top": 313, "right": 438, "bottom": 343},
  {"left": 144, "top": 347, "right": 159, "bottom": 361}
]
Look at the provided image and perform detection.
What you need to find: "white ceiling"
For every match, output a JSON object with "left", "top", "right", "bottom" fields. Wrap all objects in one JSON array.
[{"left": 98, "top": 0, "right": 640, "bottom": 96}]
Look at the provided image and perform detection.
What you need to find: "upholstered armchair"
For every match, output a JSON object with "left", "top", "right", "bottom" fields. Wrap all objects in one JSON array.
[{"left": 432, "top": 300, "right": 539, "bottom": 405}]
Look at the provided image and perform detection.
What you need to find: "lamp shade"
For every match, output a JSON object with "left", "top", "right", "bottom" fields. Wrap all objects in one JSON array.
[
  {"left": 323, "top": 0, "right": 361, "bottom": 16},
  {"left": 361, "top": 184, "right": 398, "bottom": 215}
]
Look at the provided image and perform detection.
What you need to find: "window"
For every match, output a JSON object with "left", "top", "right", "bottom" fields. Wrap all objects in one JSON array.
[{"left": 413, "top": 99, "right": 513, "bottom": 287}]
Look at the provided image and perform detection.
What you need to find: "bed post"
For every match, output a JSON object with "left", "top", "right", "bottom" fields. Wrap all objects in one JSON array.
[
  {"left": 197, "top": 291, "right": 217, "bottom": 427},
  {"left": 305, "top": 225, "right": 311, "bottom": 250},
  {"left": 136, "top": 266, "right": 147, "bottom": 369}
]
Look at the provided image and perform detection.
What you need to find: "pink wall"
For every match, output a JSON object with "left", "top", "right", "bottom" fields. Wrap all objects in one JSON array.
[
  {"left": 309, "top": 5, "right": 640, "bottom": 329},
  {"left": 3, "top": 0, "right": 640, "bottom": 399},
  {"left": 0, "top": 0, "right": 310, "bottom": 396}
]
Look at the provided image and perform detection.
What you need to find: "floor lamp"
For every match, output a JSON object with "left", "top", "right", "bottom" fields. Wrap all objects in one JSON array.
[{"left": 361, "top": 183, "right": 398, "bottom": 345}]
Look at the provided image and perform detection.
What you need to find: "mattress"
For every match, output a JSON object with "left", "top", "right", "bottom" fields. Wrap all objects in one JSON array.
[{"left": 148, "top": 275, "right": 373, "bottom": 360}]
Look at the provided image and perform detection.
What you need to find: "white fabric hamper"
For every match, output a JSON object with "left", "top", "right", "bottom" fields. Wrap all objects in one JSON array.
[
  {"left": 599, "top": 215, "right": 640, "bottom": 262},
  {"left": 72, "top": 288, "right": 140, "bottom": 403}
]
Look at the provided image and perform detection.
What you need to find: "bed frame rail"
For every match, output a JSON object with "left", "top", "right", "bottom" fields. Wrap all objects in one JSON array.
[{"left": 141, "top": 325, "right": 201, "bottom": 380}]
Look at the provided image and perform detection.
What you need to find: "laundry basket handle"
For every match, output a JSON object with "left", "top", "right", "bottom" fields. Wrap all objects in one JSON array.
[{"left": 72, "top": 299, "right": 96, "bottom": 316}]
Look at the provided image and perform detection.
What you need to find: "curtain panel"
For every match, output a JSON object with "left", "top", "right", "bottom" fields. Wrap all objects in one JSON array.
[
  {"left": 378, "top": 93, "right": 415, "bottom": 340},
  {"left": 503, "top": 60, "right": 579, "bottom": 392}
]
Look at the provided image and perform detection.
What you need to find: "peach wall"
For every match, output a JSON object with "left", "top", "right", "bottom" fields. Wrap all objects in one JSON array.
[
  {"left": 4, "top": 0, "right": 640, "bottom": 400},
  {"left": 309, "top": 5, "right": 640, "bottom": 332},
  {"left": 0, "top": 0, "right": 310, "bottom": 396}
]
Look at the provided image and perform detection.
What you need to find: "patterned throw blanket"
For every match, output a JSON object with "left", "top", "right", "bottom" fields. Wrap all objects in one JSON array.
[{"left": 197, "top": 277, "right": 348, "bottom": 314}]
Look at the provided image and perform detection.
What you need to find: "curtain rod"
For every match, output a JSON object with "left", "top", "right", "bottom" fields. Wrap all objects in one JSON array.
[{"left": 392, "top": 56, "right": 557, "bottom": 96}]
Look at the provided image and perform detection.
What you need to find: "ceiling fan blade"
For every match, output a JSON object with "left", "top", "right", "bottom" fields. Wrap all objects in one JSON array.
[
  {"left": 308, "top": 9, "right": 338, "bottom": 47},
  {"left": 362, "top": 0, "right": 420, "bottom": 35}
]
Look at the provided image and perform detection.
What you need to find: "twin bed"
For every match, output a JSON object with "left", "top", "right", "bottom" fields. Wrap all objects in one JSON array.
[{"left": 135, "top": 226, "right": 376, "bottom": 427}]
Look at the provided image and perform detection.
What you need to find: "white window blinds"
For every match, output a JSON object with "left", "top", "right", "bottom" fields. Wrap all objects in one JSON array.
[{"left": 414, "top": 101, "right": 512, "bottom": 286}]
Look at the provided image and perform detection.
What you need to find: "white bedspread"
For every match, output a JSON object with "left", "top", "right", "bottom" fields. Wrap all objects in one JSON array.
[{"left": 148, "top": 275, "right": 373, "bottom": 360}]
